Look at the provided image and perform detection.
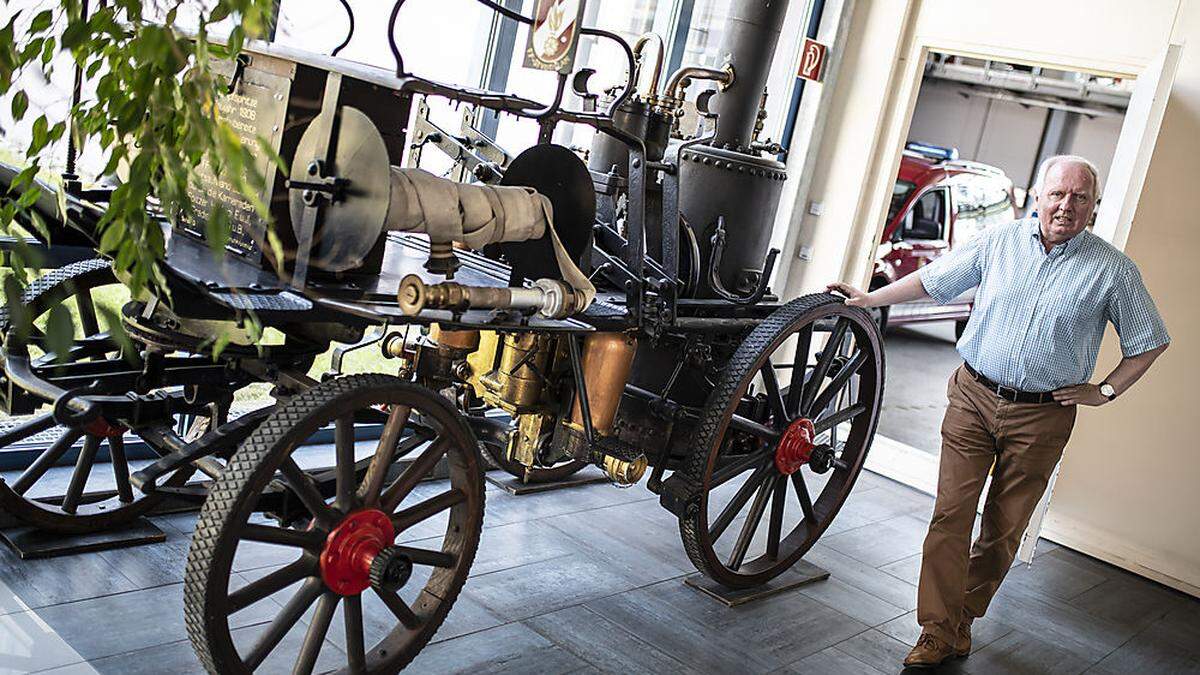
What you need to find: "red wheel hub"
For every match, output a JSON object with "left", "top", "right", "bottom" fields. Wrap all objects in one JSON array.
[
  {"left": 319, "top": 509, "right": 395, "bottom": 596},
  {"left": 83, "top": 417, "right": 126, "bottom": 438},
  {"left": 775, "top": 417, "right": 816, "bottom": 475}
]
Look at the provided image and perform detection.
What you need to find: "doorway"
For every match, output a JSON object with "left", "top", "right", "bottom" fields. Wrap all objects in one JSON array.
[{"left": 865, "top": 52, "right": 1131, "bottom": 491}]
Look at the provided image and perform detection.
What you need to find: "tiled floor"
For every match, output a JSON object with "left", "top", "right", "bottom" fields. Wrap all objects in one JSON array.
[{"left": 1, "top": 469, "right": 1197, "bottom": 674}]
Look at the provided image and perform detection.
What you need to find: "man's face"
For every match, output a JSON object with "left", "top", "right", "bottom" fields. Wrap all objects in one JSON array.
[{"left": 1036, "top": 162, "right": 1097, "bottom": 245}]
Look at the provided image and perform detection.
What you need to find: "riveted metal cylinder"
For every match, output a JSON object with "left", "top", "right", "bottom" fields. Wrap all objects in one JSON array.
[{"left": 679, "top": 144, "right": 786, "bottom": 298}]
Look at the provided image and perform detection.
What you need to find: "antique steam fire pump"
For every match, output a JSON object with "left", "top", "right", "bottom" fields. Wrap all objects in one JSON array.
[{"left": 0, "top": 1, "right": 884, "bottom": 672}]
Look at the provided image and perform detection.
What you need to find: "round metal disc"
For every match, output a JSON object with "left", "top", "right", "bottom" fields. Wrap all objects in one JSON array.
[
  {"left": 290, "top": 107, "right": 391, "bottom": 274},
  {"left": 485, "top": 144, "right": 595, "bottom": 284}
]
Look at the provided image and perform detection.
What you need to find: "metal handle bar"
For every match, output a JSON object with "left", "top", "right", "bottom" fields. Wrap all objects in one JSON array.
[
  {"left": 387, "top": 0, "right": 636, "bottom": 119},
  {"left": 2, "top": 345, "right": 100, "bottom": 425}
]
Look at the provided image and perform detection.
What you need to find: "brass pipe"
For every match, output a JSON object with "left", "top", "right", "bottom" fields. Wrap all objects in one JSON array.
[
  {"left": 633, "top": 33, "right": 665, "bottom": 98},
  {"left": 663, "top": 64, "right": 736, "bottom": 105},
  {"left": 569, "top": 333, "right": 637, "bottom": 436},
  {"left": 429, "top": 324, "right": 480, "bottom": 352}
]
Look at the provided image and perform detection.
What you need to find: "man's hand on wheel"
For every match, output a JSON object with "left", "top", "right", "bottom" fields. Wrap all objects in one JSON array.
[
  {"left": 826, "top": 282, "right": 871, "bottom": 307},
  {"left": 1052, "top": 384, "right": 1108, "bottom": 407}
]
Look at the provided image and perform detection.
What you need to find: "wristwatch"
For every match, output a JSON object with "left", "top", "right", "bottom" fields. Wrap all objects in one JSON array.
[{"left": 1099, "top": 382, "right": 1117, "bottom": 401}]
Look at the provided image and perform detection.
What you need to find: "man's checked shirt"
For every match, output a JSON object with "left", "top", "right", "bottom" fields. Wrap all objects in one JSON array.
[{"left": 919, "top": 218, "right": 1170, "bottom": 392}]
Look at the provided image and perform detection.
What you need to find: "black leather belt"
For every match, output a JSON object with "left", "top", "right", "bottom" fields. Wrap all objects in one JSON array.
[{"left": 963, "top": 363, "right": 1057, "bottom": 404}]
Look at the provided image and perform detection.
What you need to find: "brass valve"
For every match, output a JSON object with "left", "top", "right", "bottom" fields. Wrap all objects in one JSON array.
[{"left": 398, "top": 275, "right": 584, "bottom": 319}]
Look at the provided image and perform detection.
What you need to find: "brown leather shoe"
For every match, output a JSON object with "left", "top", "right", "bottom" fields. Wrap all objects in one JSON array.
[
  {"left": 955, "top": 620, "right": 972, "bottom": 656},
  {"left": 903, "top": 633, "right": 956, "bottom": 668}
]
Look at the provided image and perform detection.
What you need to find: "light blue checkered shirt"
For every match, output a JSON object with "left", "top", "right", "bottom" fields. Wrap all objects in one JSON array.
[{"left": 918, "top": 218, "right": 1170, "bottom": 392}]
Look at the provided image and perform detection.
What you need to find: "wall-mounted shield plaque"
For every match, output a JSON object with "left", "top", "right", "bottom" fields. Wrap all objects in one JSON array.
[{"left": 523, "top": 0, "right": 586, "bottom": 74}]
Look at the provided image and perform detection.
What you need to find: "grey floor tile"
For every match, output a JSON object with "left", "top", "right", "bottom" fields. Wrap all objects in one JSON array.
[
  {"left": 778, "top": 645, "right": 887, "bottom": 675},
  {"left": 525, "top": 605, "right": 698, "bottom": 674},
  {"left": 32, "top": 583, "right": 277, "bottom": 661},
  {"left": 0, "top": 609, "right": 92, "bottom": 674},
  {"left": 983, "top": 582, "right": 1137, "bottom": 662},
  {"left": 819, "top": 514, "right": 929, "bottom": 568},
  {"left": 834, "top": 628, "right": 913, "bottom": 673},
  {"left": 460, "top": 548, "right": 642, "bottom": 622},
  {"left": 586, "top": 577, "right": 868, "bottom": 672},
  {"left": 877, "top": 610, "right": 1012, "bottom": 653},
  {"left": 798, "top": 577, "right": 908, "bottom": 627},
  {"left": 1087, "top": 619, "right": 1200, "bottom": 674},
  {"left": 0, "top": 543, "right": 141, "bottom": 610},
  {"left": 804, "top": 544, "right": 919, "bottom": 611},
  {"left": 962, "top": 628, "right": 1095, "bottom": 674},
  {"left": 879, "top": 553, "right": 922, "bottom": 587},
  {"left": 1152, "top": 601, "right": 1200, "bottom": 651},
  {"left": 542, "top": 498, "right": 695, "bottom": 582},
  {"left": 836, "top": 483, "right": 931, "bottom": 524},
  {"left": 1002, "top": 547, "right": 1109, "bottom": 601},
  {"left": 481, "top": 481, "right": 657, "bottom": 528},
  {"left": 97, "top": 538, "right": 191, "bottom": 591},
  {"left": 1070, "top": 575, "right": 1187, "bottom": 634},
  {"left": 408, "top": 622, "right": 587, "bottom": 675}
]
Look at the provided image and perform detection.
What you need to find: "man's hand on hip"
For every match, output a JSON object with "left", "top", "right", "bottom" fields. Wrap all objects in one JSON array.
[{"left": 1052, "top": 384, "right": 1108, "bottom": 407}]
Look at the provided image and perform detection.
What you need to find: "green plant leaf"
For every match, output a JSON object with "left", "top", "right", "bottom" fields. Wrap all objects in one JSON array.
[
  {"left": 45, "top": 304, "right": 76, "bottom": 364},
  {"left": 10, "top": 90, "right": 27, "bottom": 120}
]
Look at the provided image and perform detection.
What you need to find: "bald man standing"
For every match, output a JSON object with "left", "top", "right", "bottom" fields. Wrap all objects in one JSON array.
[{"left": 828, "top": 155, "right": 1170, "bottom": 668}]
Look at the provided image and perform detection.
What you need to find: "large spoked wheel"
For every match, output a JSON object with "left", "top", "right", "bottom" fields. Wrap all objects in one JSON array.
[
  {"left": 679, "top": 293, "right": 885, "bottom": 588},
  {"left": 185, "top": 374, "right": 484, "bottom": 674},
  {"left": 0, "top": 259, "right": 195, "bottom": 532}
]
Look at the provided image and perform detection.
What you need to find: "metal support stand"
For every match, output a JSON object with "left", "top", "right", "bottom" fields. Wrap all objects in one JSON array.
[
  {"left": 0, "top": 518, "right": 166, "bottom": 560},
  {"left": 485, "top": 467, "right": 607, "bottom": 495},
  {"left": 683, "top": 560, "right": 830, "bottom": 607}
]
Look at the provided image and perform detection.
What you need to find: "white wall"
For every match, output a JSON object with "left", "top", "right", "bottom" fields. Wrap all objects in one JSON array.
[{"left": 780, "top": 0, "right": 1198, "bottom": 594}]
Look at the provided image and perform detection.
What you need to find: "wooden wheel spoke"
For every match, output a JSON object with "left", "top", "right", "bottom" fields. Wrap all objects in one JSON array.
[
  {"left": 334, "top": 415, "right": 357, "bottom": 510},
  {"left": 108, "top": 435, "right": 135, "bottom": 503},
  {"left": 375, "top": 587, "right": 421, "bottom": 629},
  {"left": 75, "top": 289, "right": 101, "bottom": 337},
  {"left": 344, "top": 594, "right": 366, "bottom": 674},
  {"left": 228, "top": 557, "right": 318, "bottom": 614},
  {"left": 766, "top": 475, "right": 787, "bottom": 559},
  {"left": 709, "top": 463, "right": 773, "bottom": 541},
  {"left": 809, "top": 349, "right": 867, "bottom": 418},
  {"left": 12, "top": 428, "right": 82, "bottom": 495},
  {"left": 379, "top": 437, "right": 450, "bottom": 513},
  {"left": 0, "top": 412, "right": 57, "bottom": 448},
  {"left": 711, "top": 449, "right": 772, "bottom": 489},
  {"left": 294, "top": 592, "right": 339, "bottom": 675},
  {"left": 792, "top": 472, "right": 817, "bottom": 523},
  {"left": 390, "top": 488, "right": 465, "bottom": 533},
  {"left": 758, "top": 363, "right": 788, "bottom": 427},
  {"left": 786, "top": 325, "right": 814, "bottom": 415},
  {"left": 359, "top": 405, "right": 412, "bottom": 505},
  {"left": 394, "top": 545, "right": 455, "bottom": 568},
  {"left": 801, "top": 318, "right": 849, "bottom": 415},
  {"left": 61, "top": 435, "right": 101, "bottom": 514},
  {"left": 728, "top": 413, "right": 779, "bottom": 443},
  {"left": 727, "top": 475, "right": 775, "bottom": 570},
  {"left": 813, "top": 403, "right": 868, "bottom": 435},
  {"left": 278, "top": 459, "right": 337, "bottom": 528},
  {"left": 241, "top": 523, "right": 325, "bottom": 550},
  {"left": 243, "top": 577, "right": 324, "bottom": 670}
]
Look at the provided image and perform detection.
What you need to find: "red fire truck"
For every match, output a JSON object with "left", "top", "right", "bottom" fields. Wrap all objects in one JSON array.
[{"left": 872, "top": 142, "right": 1017, "bottom": 336}]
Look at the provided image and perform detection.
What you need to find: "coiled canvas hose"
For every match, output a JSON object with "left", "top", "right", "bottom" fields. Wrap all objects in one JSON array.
[{"left": 386, "top": 168, "right": 595, "bottom": 308}]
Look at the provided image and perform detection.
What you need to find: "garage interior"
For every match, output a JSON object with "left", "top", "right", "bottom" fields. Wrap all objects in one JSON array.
[{"left": 0, "top": 0, "right": 1197, "bottom": 674}]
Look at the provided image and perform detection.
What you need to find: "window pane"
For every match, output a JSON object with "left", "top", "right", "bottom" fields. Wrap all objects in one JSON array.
[
  {"left": 496, "top": 0, "right": 673, "bottom": 154},
  {"left": 275, "top": 0, "right": 493, "bottom": 172}
]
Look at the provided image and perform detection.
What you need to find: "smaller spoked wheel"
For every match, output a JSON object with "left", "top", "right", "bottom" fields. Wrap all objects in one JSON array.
[
  {"left": 680, "top": 293, "right": 885, "bottom": 588},
  {"left": 0, "top": 259, "right": 195, "bottom": 532},
  {"left": 185, "top": 374, "right": 484, "bottom": 675}
]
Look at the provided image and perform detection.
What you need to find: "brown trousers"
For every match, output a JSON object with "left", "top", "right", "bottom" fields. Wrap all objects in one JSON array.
[{"left": 917, "top": 365, "right": 1077, "bottom": 643}]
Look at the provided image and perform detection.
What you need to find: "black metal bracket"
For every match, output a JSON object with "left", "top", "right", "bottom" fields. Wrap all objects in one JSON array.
[{"left": 706, "top": 216, "right": 779, "bottom": 306}]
